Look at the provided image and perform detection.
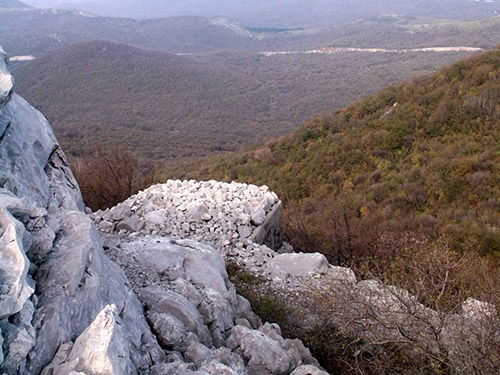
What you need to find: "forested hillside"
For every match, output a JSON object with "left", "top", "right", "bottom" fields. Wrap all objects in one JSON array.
[
  {"left": 165, "top": 47, "right": 500, "bottom": 294},
  {"left": 14, "top": 40, "right": 476, "bottom": 160}
]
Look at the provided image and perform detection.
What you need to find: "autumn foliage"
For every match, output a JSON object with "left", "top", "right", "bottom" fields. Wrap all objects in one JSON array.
[{"left": 71, "top": 145, "right": 155, "bottom": 210}]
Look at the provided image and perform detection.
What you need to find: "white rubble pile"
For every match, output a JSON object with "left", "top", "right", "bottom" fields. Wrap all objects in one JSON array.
[{"left": 92, "top": 180, "right": 281, "bottom": 253}]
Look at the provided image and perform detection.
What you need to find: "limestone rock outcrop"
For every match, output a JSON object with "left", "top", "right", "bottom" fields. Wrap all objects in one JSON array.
[
  {"left": 104, "top": 236, "right": 321, "bottom": 375},
  {"left": 0, "top": 46, "right": 13, "bottom": 108}
]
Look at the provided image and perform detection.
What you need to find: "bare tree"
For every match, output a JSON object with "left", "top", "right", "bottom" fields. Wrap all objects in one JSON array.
[{"left": 71, "top": 144, "right": 156, "bottom": 210}]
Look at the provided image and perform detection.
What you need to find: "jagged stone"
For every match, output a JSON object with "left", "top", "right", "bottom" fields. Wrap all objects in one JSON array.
[
  {"left": 146, "top": 310, "right": 189, "bottom": 349},
  {"left": 199, "top": 360, "right": 239, "bottom": 375},
  {"left": 116, "top": 215, "right": 143, "bottom": 232},
  {"left": 0, "top": 208, "right": 34, "bottom": 319},
  {"left": 40, "top": 305, "right": 135, "bottom": 375},
  {"left": 250, "top": 207, "right": 266, "bottom": 226},
  {"left": 184, "top": 342, "right": 211, "bottom": 367},
  {"left": 140, "top": 287, "right": 213, "bottom": 347},
  {"left": 227, "top": 325, "right": 291, "bottom": 375},
  {"left": 98, "top": 219, "right": 114, "bottom": 232},
  {"left": 144, "top": 210, "right": 167, "bottom": 227},
  {"left": 265, "top": 253, "right": 329, "bottom": 279},
  {"left": 461, "top": 298, "right": 496, "bottom": 319}
]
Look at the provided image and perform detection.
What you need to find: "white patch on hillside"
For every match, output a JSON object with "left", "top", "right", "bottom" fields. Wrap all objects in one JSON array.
[
  {"left": 10, "top": 55, "right": 36, "bottom": 61},
  {"left": 208, "top": 18, "right": 253, "bottom": 38},
  {"left": 260, "top": 46, "right": 484, "bottom": 56}
]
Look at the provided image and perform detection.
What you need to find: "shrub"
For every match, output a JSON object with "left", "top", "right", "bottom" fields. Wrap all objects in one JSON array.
[{"left": 71, "top": 144, "right": 156, "bottom": 210}]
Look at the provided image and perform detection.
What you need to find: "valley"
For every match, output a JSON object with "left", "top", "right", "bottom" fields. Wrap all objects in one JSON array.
[{"left": 13, "top": 41, "right": 480, "bottom": 160}]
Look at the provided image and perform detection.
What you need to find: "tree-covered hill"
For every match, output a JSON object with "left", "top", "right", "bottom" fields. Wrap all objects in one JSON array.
[
  {"left": 165, "top": 47, "right": 500, "bottom": 268},
  {"left": 2, "top": 6, "right": 499, "bottom": 58},
  {"left": 0, "top": 10, "right": 261, "bottom": 57},
  {"left": 14, "top": 40, "right": 475, "bottom": 160}
]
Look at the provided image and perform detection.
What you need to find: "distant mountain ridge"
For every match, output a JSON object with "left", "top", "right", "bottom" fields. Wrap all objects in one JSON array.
[
  {"left": 21, "top": 0, "right": 500, "bottom": 27},
  {"left": 2, "top": 5, "right": 499, "bottom": 59},
  {"left": 0, "top": 10, "right": 262, "bottom": 56},
  {"left": 0, "top": 0, "right": 30, "bottom": 8}
]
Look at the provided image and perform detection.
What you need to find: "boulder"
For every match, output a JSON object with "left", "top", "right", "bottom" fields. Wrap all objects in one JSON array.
[
  {"left": 461, "top": 298, "right": 497, "bottom": 319},
  {"left": 116, "top": 215, "right": 144, "bottom": 232},
  {"left": 144, "top": 210, "right": 168, "bottom": 227},
  {"left": 140, "top": 287, "right": 213, "bottom": 346},
  {"left": 146, "top": 310, "right": 189, "bottom": 349},
  {"left": 0, "top": 208, "right": 34, "bottom": 319},
  {"left": 40, "top": 305, "right": 134, "bottom": 375},
  {"left": 265, "top": 253, "right": 329, "bottom": 279},
  {"left": 227, "top": 325, "right": 291, "bottom": 375}
]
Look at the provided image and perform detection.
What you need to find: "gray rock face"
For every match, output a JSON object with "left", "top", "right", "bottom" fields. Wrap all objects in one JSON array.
[
  {"left": 26, "top": 210, "right": 165, "bottom": 374},
  {"left": 104, "top": 235, "right": 321, "bottom": 374},
  {"left": 0, "top": 94, "right": 83, "bottom": 212},
  {"left": 265, "top": 252, "right": 329, "bottom": 279},
  {"left": 0, "top": 207, "right": 34, "bottom": 319},
  {"left": 40, "top": 304, "right": 138, "bottom": 375},
  {"left": 0, "top": 47, "right": 13, "bottom": 108},
  {"left": 227, "top": 325, "right": 291, "bottom": 375}
]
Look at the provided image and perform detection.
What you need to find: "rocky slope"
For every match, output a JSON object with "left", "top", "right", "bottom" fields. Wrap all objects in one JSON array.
[
  {"left": 92, "top": 182, "right": 500, "bottom": 373},
  {"left": 0, "top": 49, "right": 327, "bottom": 374}
]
